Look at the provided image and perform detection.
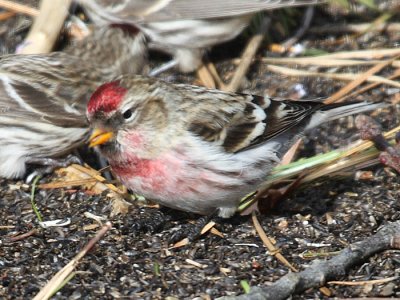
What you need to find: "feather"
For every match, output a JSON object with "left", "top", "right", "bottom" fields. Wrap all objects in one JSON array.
[
  {"left": 81, "top": 0, "right": 326, "bottom": 22},
  {"left": 87, "top": 74, "right": 386, "bottom": 218},
  {"left": 168, "top": 83, "right": 384, "bottom": 154},
  {"left": 79, "top": 0, "right": 326, "bottom": 72},
  {"left": 0, "top": 26, "right": 147, "bottom": 179}
]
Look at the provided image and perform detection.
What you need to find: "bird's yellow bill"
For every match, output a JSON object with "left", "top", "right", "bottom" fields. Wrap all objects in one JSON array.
[{"left": 89, "top": 129, "right": 113, "bottom": 147}]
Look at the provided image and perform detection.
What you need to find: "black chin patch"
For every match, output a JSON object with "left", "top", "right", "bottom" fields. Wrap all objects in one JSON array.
[{"left": 98, "top": 140, "right": 119, "bottom": 157}]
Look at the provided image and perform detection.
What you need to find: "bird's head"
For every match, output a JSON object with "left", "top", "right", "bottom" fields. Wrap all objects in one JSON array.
[
  {"left": 65, "top": 25, "right": 147, "bottom": 79},
  {"left": 86, "top": 75, "right": 170, "bottom": 158}
]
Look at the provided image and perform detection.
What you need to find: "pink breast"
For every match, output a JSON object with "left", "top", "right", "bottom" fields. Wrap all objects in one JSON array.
[
  {"left": 110, "top": 152, "right": 185, "bottom": 195},
  {"left": 112, "top": 157, "right": 165, "bottom": 178}
]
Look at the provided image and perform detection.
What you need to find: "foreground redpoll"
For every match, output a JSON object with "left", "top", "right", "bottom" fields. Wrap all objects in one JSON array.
[
  {"left": 79, "top": 0, "right": 325, "bottom": 72},
  {"left": 87, "top": 75, "right": 384, "bottom": 218},
  {"left": 0, "top": 26, "right": 146, "bottom": 179}
]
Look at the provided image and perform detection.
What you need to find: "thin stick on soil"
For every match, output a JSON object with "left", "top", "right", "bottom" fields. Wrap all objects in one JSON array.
[
  {"left": 33, "top": 222, "right": 112, "bottom": 300},
  {"left": 252, "top": 212, "right": 298, "bottom": 272},
  {"left": 7, "top": 228, "right": 38, "bottom": 242}
]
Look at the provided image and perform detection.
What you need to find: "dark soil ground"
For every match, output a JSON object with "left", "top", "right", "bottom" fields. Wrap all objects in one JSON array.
[{"left": 1, "top": 1, "right": 400, "bottom": 299}]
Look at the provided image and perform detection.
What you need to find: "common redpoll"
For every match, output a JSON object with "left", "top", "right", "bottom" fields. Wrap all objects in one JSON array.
[
  {"left": 78, "top": 0, "right": 325, "bottom": 72},
  {"left": 0, "top": 26, "right": 146, "bottom": 179},
  {"left": 87, "top": 75, "right": 383, "bottom": 218}
]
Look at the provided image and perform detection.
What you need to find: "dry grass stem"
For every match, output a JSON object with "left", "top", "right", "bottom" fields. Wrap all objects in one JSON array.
[
  {"left": 33, "top": 222, "right": 112, "bottom": 300},
  {"left": 315, "top": 48, "right": 400, "bottom": 60},
  {"left": 325, "top": 54, "right": 400, "bottom": 104},
  {"left": 328, "top": 276, "right": 398, "bottom": 286},
  {"left": 252, "top": 212, "right": 298, "bottom": 272},
  {"left": 266, "top": 65, "right": 400, "bottom": 88},
  {"left": 0, "top": 11, "right": 15, "bottom": 21},
  {"left": 261, "top": 57, "right": 400, "bottom": 68},
  {"left": 281, "top": 139, "right": 302, "bottom": 165},
  {"left": 0, "top": 0, "right": 38, "bottom": 16},
  {"left": 309, "top": 23, "right": 400, "bottom": 34},
  {"left": 268, "top": 123, "right": 400, "bottom": 188},
  {"left": 20, "top": 0, "right": 71, "bottom": 54},
  {"left": 197, "top": 64, "right": 217, "bottom": 89},
  {"left": 206, "top": 61, "right": 227, "bottom": 90},
  {"left": 224, "top": 17, "right": 271, "bottom": 92},
  {"left": 339, "top": 68, "right": 400, "bottom": 102}
]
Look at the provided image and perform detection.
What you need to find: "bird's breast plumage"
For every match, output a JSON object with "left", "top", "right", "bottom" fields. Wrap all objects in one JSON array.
[{"left": 107, "top": 132, "right": 280, "bottom": 215}]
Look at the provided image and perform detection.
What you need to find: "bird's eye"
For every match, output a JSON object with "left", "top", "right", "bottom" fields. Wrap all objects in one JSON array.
[{"left": 123, "top": 109, "right": 133, "bottom": 120}]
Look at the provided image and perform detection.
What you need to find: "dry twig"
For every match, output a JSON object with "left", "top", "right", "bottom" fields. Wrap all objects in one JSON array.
[
  {"left": 33, "top": 222, "right": 112, "bottom": 300},
  {"left": 220, "top": 221, "right": 400, "bottom": 300},
  {"left": 6, "top": 228, "right": 38, "bottom": 242}
]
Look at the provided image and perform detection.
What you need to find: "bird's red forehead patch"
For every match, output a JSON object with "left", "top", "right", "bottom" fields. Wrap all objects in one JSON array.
[{"left": 87, "top": 81, "right": 127, "bottom": 115}]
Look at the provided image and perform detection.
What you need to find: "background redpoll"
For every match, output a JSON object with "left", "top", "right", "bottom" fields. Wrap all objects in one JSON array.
[
  {"left": 78, "top": 0, "right": 326, "bottom": 73},
  {"left": 87, "top": 75, "right": 384, "bottom": 218},
  {"left": 0, "top": 26, "right": 146, "bottom": 179}
]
